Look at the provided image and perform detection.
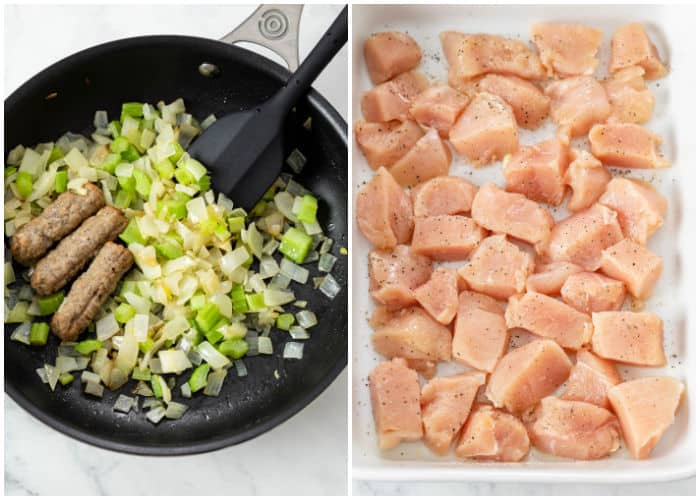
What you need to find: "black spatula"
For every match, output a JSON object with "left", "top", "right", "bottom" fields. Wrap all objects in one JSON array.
[{"left": 188, "top": 5, "right": 348, "bottom": 210}]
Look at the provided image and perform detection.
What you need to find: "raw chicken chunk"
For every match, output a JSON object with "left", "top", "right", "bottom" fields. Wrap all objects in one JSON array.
[
  {"left": 362, "top": 71, "right": 429, "bottom": 122},
  {"left": 354, "top": 119, "right": 424, "bottom": 169},
  {"left": 561, "top": 349, "right": 621, "bottom": 409},
  {"left": 609, "top": 23, "right": 668, "bottom": 79},
  {"left": 564, "top": 149, "right": 611, "bottom": 212},
  {"left": 389, "top": 128, "right": 453, "bottom": 187},
  {"left": 591, "top": 311, "right": 665, "bottom": 366},
  {"left": 455, "top": 405, "right": 530, "bottom": 462},
  {"left": 413, "top": 267, "right": 459, "bottom": 325},
  {"left": 531, "top": 23, "right": 602, "bottom": 77},
  {"left": 472, "top": 74, "right": 550, "bottom": 130},
  {"left": 409, "top": 85, "right": 470, "bottom": 137},
  {"left": 369, "top": 245, "right": 433, "bottom": 309},
  {"left": 599, "top": 238, "right": 662, "bottom": 299},
  {"left": 589, "top": 123, "right": 670, "bottom": 169},
  {"left": 526, "top": 261, "right": 583, "bottom": 295},
  {"left": 411, "top": 176, "right": 477, "bottom": 217},
  {"left": 604, "top": 66, "right": 655, "bottom": 124},
  {"left": 412, "top": 215, "right": 485, "bottom": 261},
  {"left": 372, "top": 306, "right": 452, "bottom": 362},
  {"left": 502, "top": 138, "right": 568, "bottom": 205},
  {"left": 364, "top": 32, "right": 422, "bottom": 84},
  {"left": 560, "top": 272, "right": 626, "bottom": 314},
  {"left": 545, "top": 76, "right": 611, "bottom": 143}
]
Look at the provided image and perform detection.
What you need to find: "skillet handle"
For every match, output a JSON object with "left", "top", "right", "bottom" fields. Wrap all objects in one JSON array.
[{"left": 220, "top": 4, "right": 303, "bottom": 71}]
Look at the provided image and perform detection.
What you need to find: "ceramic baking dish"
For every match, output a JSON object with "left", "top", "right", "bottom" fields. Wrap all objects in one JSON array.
[{"left": 351, "top": 4, "right": 695, "bottom": 482}]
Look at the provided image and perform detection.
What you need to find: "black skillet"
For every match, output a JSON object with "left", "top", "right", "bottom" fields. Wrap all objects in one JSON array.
[{"left": 4, "top": 5, "right": 347, "bottom": 455}]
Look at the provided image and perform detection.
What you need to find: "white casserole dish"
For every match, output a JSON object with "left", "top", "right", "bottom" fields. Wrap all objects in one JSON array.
[{"left": 351, "top": 3, "right": 696, "bottom": 482}]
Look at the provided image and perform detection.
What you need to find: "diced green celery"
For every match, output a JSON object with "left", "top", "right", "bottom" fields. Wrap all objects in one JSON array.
[
  {"left": 246, "top": 293, "right": 266, "bottom": 311},
  {"left": 155, "top": 241, "right": 183, "bottom": 260},
  {"left": 141, "top": 118, "right": 155, "bottom": 130},
  {"left": 99, "top": 153, "right": 121, "bottom": 174},
  {"left": 6, "top": 302, "right": 31, "bottom": 323},
  {"left": 230, "top": 285, "right": 249, "bottom": 314},
  {"left": 133, "top": 168, "right": 151, "bottom": 197},
  {"left": 132, "top": 366, "right": 151, "bottom": 381},
  {"left": 115, "top": 303, "right": 136, "bottom": 324},
  {"left": 218, "top": 339, "right": 249, "bottom": 359},
  {"left": 279, "top": 227, "right": 312, "bottom": 264},
  {"left": 200, "top": 218, "right": 218, "bottom": 237},
  {"left": 188, "top": 363, "right": 210, "bottom": 392},
  {"left": 119, "top": 218, "right": 146, "bottom": 245},
  {"left": 214, "top": 224, "right": 231, "bottom": 242},
  {"left": 262, "top": 184, "right": 277, "bottom": 201},
  {"left": 169, "top": 142, "right": 185, "bottom": 164},
  {"left": 172, "top": 191, "right": 191, "bottom": 204},
  {"left": 235, "top": 240, "right": 254, "bottom": 267},
  {"left": 154, "top": 158, "right": 175, "bottom": 180},
  {"left": 189, "top": 294, "right": 206, "bottom": 311},
  {"left": 120, "top": 280, "right": 138, "bottom": 297},
  {"left": 227, "top": 216, "right": 245, "bottom": 234},
  {"left": 195, "top": 303, "right": 222, "bottom": 333},
  {"left": 276, "top": 313, "right": 295, "bottom": 331},
  {"left": 139, "top": 338, "right": 154, "bottom": 354},
  {"left": 59, "top": 373, "right": 74, "bottom": 385},
  {"left": 174, "top": 167, "right": 195, "bottom": 185},
  {"left": 48, "top": 146, "right": 65, "bottom": 164},
  {"left": 108, "top": 121, "right": 121, "bottom": 138},
  {"left": 37, "top": 291, "right": 64, "bottom": 315},
  {"left": 296, "top": 194, "right": 318, "bottom": 223},
  {"left": 29, "top": 322, "right": 50, "bottom": 346},
  {"left": 5, "top": 166, "right": 17, "bottom": 177},
  {"left": 16, "top": 172, "right": 33, "bottom": 198},
  {"left": 75, "top": 339, "right": 103, "bottom": 355},
  {"left": 121, "top": 144, "right": 140, "bottom": 162},
  {"left": 113, "top": 189, "right": 135, "bottom": 209},
  {"left": 198, "top": 175, "right": 211, "bottom": 192},
  {"left": 121, "top": 102, "right": 144, "bottom": 118},
  {"left": 205, "top": 328, "right": 224, "bottom": 345},
  {"left": 250, "top": 200, "right": 267, "bottom": 218},
  {"left": 151, "top": 374, "right": 164, "bottom": 399},
  {"left": 110, "top": 136, "right": 130, "bottom": 154},
  {"left": 117, "top": 174, "right": 136, "bottom": 192},
  {"left": 54, "top": 171, "right": 68, "bottom": 193}
]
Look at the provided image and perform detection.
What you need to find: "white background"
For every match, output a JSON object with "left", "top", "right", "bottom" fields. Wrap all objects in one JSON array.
[{"left": 4, "top": 4, "right": 348, "bottom": 496}]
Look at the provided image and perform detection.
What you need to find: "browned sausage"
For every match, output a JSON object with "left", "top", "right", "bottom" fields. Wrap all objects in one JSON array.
[
  {"left": 10, "top": 183, "right": 105, "bottom": 266},
  {"left": 51, "top": 242, "right": 133, "bottom": 341},
  {"left": 31, "top": 206, "right": 128, "bottom": 296}
]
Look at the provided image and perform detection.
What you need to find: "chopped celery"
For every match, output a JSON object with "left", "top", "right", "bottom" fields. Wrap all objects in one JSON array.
[
  {"left": 6, "top": 301, "right": 31, "bottom": 323},
  {"left": 118, "top": 174, "right": 136, "bottom": 192},
  {"left": 205, "top": 329, "right": 224, "bottom": 345},
  {"left": 279, "top": 227, "right": 313, "bottom": 264},
  {"left": 214, "top": 224, "right": 230, "bottom": 242},
  {"left": 5, "top": 166, "right": 17, "bottom": 177},
  {"left": 276, "top": 313, "right": 295, "bottom": 331},
  {"left": 262, "top": 184, "right": 277, "bottom": 201},
  {"left": 150, "top": 374, "right": 164, "bottom": 399},
  {"left": 189, "top": 294, "right": 206, "bottom": 311},
  {"left": 16, "top": 171, "right": 33, "bottom": 198},
  {"left": 100, "top": 153, "right": 121, "bottom": 174},
  {"left": 132, "top": 366, "right": 151, "bottom": 381},
  {"left": 121, "top": 102, "right": 144, "bottom": 118},
  {"left": 188, "top": 363, "right": 210, "bottom": 392},
  {"left": 108, "top": 120, "right": 121, "bottom": 138},
  {"left": 37, "top": 291, "right": 64, "bottom": 315},
  {"left": 121, "top": 144, "right": 140, "bottom": 162},
  {"left": 48, "top": 146, "right": 65, "bottom": 164},
  {"left": 110, "top": 136, "right": 130, "bottom": 154},
  {"left": 120, "top": 281, "right": 138, "bottom": 297},
  {"left": 115, "top": 303, "right": 136, "bottom": 324},
  {"left": 29, "top": 323, "right": 50, "bottom": 346},
  {"left": 75, "top": 339, "right": 103, "bottom": 355},
  {"left": 155, "top": 241, "right": 183, "bottom": 260},
  {"left": 158, "top": 199, "right": 187, "bottom": 221},
  {"left": 296, "top": 194, "right": 318, "bottom": 223},
  {"left": 59, "top": 373, "right": 74, "bottom": 385},
  {"left": 218, "top": 339, "right": 248, "bottom": 359},
  {"left": 54, "top": 170, "right": 68, "bottom": 193},
  {"left": 114, "top": 189, "right": 135, "bottom": 209},
  {"left": 174, "top": 167, "right": 195, "bottom": 185},
  {"left": 194, "top": 303, "right": 222, "bottom": 333},
  {"left": 169, "top": 142, "right": 184, "bottom": 163},
  {"left": 155, "top": 158, "right": 175, "bottom": 180},
  {"left": 119, "top": 218, "right": 146, "bottom": 245},
  {"left": 246, "top": 293, "right": 265, "bottom": 311},
  {"left": 141, "top": 118, "right": 155, "bottom": 130},
  {"left": 198, "top": 175, "right": 211, "bottom": 192},
  {"left": 230, "top": 285, "right": 249, "bottom": 314},
  {"left": 250, "top": 200, "right": 267, "bottom": 217},
  {"left": 133, "top": 168, "right": 151, "bottom": 197},
  {"left": 139, "top": 338, "right": 155, "bottom": 354},
  {"left": 227, "top": 216, "right": 245, "bottom": 234},
  {"left": 200, "top": 217, "right": 218, "bottom": 237}
]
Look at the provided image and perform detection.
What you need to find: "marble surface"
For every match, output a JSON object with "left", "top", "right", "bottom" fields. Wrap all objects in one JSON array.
[{"left": 4, "top": 4, "right": 347, "bottom": 496}]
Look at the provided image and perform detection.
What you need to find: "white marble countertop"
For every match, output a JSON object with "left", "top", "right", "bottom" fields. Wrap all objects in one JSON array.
[{"left": 4, "top": 4, "right": 347, "bottom": 496}]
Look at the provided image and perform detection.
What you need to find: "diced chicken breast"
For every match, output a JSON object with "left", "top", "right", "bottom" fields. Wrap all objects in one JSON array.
[
  {"left": 356, "top": 167, "right": 414, "bottom": 248},
  {"left": 459, "top": 234, "right": 535, "bottom": 301},
  {"left": 609, "top": 23, "right": 668, "bottom": 80},
  {"left": 411, "top": 176, "right": 478, "bottom": 217},
  {"left": 455, "top": 404, "right": 530, "bottom": 462},
  {"left": 362, "top": 71, "right": 429, "bottom": 122},
  {"left": 524, "top": 397, "right": 621, "bottom": 460},
  {"left": 449, "top": 92, "right": 519, "bottom": 166},
  {"left": 608, "top": 377, "right": 684, "bottom": 459},
  {"left": 561, "top": 349, "right": 621, "bottom": 409},
  {"left": 414, "top": 267, "right": 459, "bottom": 325},
  {"left": 599, "top": 238, "right": 662, "bottom": 299},
  {"left": 471, "top": 182, "right": 553, "bottom": 249},
  {"left": 502, "top": 138, "right": 568, "bottom": 205},
  {"left": 560, "top": 272, "right": 626, "bottom": 314},
  {"left": 505, "top": 292, "right": 593, "bottom": 350},
  {"left": 598, "top": 177, "right": 667, "bottom": 244},
  {"left": 412, "top": 215, "right": 485, "bottom": 261},
  {"left": 372, "top": 306, "right": 452, "bottom": 361},
  {"left": 531, "top": 23, "right": 602, "bottom": 77},
  {"left": 544, "top": 203, "right": 623, "bottom": 271},
  {"left": 591, "top": 311, "right": 665, "bottom": 366},
  {"left": 369, "top": 358, "right": 423, "bottom": 450},
  {"left": 369, "top": 245, "right": 433, "bottom": 309},
  {"left": 526, "top": 261, "right": 583, "bottom": 295},
  {"left": 453, "top": 291, "right": 509, "bottom": 372},
  {"left": 486, "top": 339, "right": 572, "bottom": 414},
  {"left": 354, "top": 119, "right": 424, "bottom": 169},
  {"left": 474, "top": 74, "right": 550, "bottom": 130},
  {"left": 389, "top": 129, "right": 453, "bottom": 187},
  {"left": 364, "top": 32, "right": 422, "bottom": 84},
  {"left": 421, "top": 371, "right": 486, "bottom": 455},
  {"left": 440, "top": 32, "right": 546, "bottom": 81},
  {"left": 545, "top": 76, "right": 611, "bottom": 143},
  {"left": 589, "top": 123, "right": 670, "bottom": 169},
  {"left": 604, "top": 66, "right": 655, "bottom": 124},
  {"left": 405, "top": 359, "right": 437, "bottom": 379},
  {"left": 564, "top": 149, "right": 612, "bottom": 212},
  {"left": 409, "top": 85, "right": 470, "bottom": 137}
]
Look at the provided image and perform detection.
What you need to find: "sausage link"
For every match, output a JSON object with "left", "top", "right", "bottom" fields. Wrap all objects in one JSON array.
[
  {"left": 51, "top": 242, "right": 133, "bottom": 341},
  {"left": 31, "top": 206, "right": 128, "bottom": 296},
  {"left": 10, "top": 183, "right": 105, "bottom": 265}
]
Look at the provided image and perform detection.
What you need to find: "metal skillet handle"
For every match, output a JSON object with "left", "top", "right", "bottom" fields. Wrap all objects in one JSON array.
[{"left": 220, "top": 4, "right": 303, "bottom": 71}]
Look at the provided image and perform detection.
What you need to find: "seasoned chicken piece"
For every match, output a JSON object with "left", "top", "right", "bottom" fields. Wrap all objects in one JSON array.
[
  {"left": 471, "top": 182, "right": 553, "bottom": 249},
  {"left": 362, "top": 71, "right": 429, "bottom": 122},
  {"left": 486, "top": 339, "right": 572, "bottom": 414},
  {"left": 364, "top": 32, "right": 422, "bottom": 84},
  {"left": 355, "top": 167, "right": 414, "bottom": 248},
  {"left": 411, "top": 176, "right": 477, "bottom": 217},
  {"left": 389, "top": 129, "right": 452, "bottom": 187},
  {"left": 564, "top": 149, "right": 611, "bottom": 212},
  {"left": 526, "top": 261, "right": 583, "bottom": 295},
  {"left": 608, "top": 377, "right": 684, "bottom": 459},
  {"left": 409, "top": 85, "right": 470, "bottom": 137},
  {"left": 449, "top": 92, "right": 519, "bottom": 166},
  {"left": 369, "top": 245, "right": 433, "bottom": 309},
  {"left": 604, "top": 66, "right": 655, "bottom": 124},
  {"left": 412, "top": 215, "right": 485, "bottom": 261},
  {"left": 561, "top": 350, "right": 621, "bottom": 409},
  {"left": 589, "top": 123, "right": 670, "bottom": 169},
  {"left": 369, "top": 358, "right": 423, "bottom": 450},
  {"left": 456, "top": 404, "right": 530, "bottom": 462},
  {"left": 413, "top": 268, "right": 459, "bottom": 325},
  {"left": 354, "top": 119, "right": 424, "bottom": 169},
  {"left": 372, "top": 306, "right": 452, "bottom": 362},
  {"left": 458, "top": 234, "right": 534, "bottom": 301},
  {"left": 609, "top": 23, "right": 668, "bottom": 79},
  {"left": 421, "top": 371, "right": 486, "bottom": 454},
  {"left": 524, "top": 397, "right": 621, "bottom": 460},
  {"left": 531, "top": 23, "right": 602, "bottom": 77},
  {"left": 545, "top": 76, "right": 611, "bottom": 143},
  {"left": 599, "top": 238, "right": 662, "bottom": 299},
  {"left": 560, "top": 272, "right": 626, "bottom": 314},
  {"left": 502, "top": 138, "right": 568, "bottom": 205},
  {"left": 472, "top": 74, "right": 550, "bottom": 130},
  {"left": 591, "top": 311, "right": 665, "bottom": 366}
]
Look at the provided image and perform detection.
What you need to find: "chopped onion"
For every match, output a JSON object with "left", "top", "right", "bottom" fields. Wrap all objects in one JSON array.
[
  {"left": 285, "top": 179, "right": 309, "bottom": 197},
  {"left": 80, "top": 371, "right": 101, "bottom": 384},
  {"left": 289, "top": 326, "right": 310, "bottom": 340},
  {"left": 286, "top": 148, "right": 306, "bottom": 174},
  {"left": 162, "top": 317, "right": 190, "bottom": 340},
  {"left": 269, "top": 273, "right": 292, "bottom": 290},
  {"left": 280, "top": 258, "right": 309, "bottom": 284},
  {"left": 113, "top": 394, "right": 136, "bottom": 414},
  {"left": 262, "top": 239, "right": 280, "bottom": 255},
  {"left": 55, "top": 356, "right": 79, "bottom": 374},
  {"left": 133, "top": 381, "right": 154, "bottom": 397},
  {"left": 165, "top": 401, "right": 189, "bottom": 419},
  {"left": 197, "top": 341, "right": 231, "bottom": 370},
  {"left": 10, "top": 322, "right": 31, "bottom": 345},
  {"left": 142, "top": 397, "right": 161, "bottom": 409},
  {"left": 319, "top": 237, "right": 334, "bottom": 254},
  {"left": 220, "top": 247, "right": 250, "bottom": 276},
  {"left": 258, "top": 336, "right": 273, "bottom": 355},
  {"left": 180, "top": 382, "right": 192, "bottom": 398},
  {"left": 201, "top": 114, "right": 217, "bottom": 130},
  {"left": 258, "top": 255, "right": 280, "bottom": 279},
  {"left": 319, "top": 274, "right": 341, "bottom": 299},
  {"left": 234, "top": 359, "right": 248, "bottom": 377},
  {"left": 264, "top": 289, "right": 295, "bottom": 307},
  {"left": 84, "top": 380, "right": 104, "bottom": 397},
  {"left": 158, "top": 349, "right": 193, "bottom": 374},
  {"left": 187, "top": 348, "right": 203, "bottom": 366},
  {"left": 302, "top": 220, "right": 323, "bottom": 235},
  {"left": 203, "top": 369, "right": 227, "bottom": 396},
  {"left": 273, "top": 192, "right": 297, "bottom": 222},
  {"left": 283, "top": 342, "right": 305, "bottom": 359},
  {"left": 146, "top": 406, "right": 166, "bottom": 424},
  {"left": 44, "top": 364, "right": 60, "bottom": 391},
  {"left": 293, "top": 300, "right": 307, "bottom": 308},
  {"left": 296, "top": 310, "right": 318, "bottom": 329},
  {"left": 36, "top": 367, "right": 48, "bottom": 383},
  {"left": 96, "top": 313, "right": 120, "bottom": 341},
  {"left": 318, "top": 253, "right": 337, "bottom": 273}
]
